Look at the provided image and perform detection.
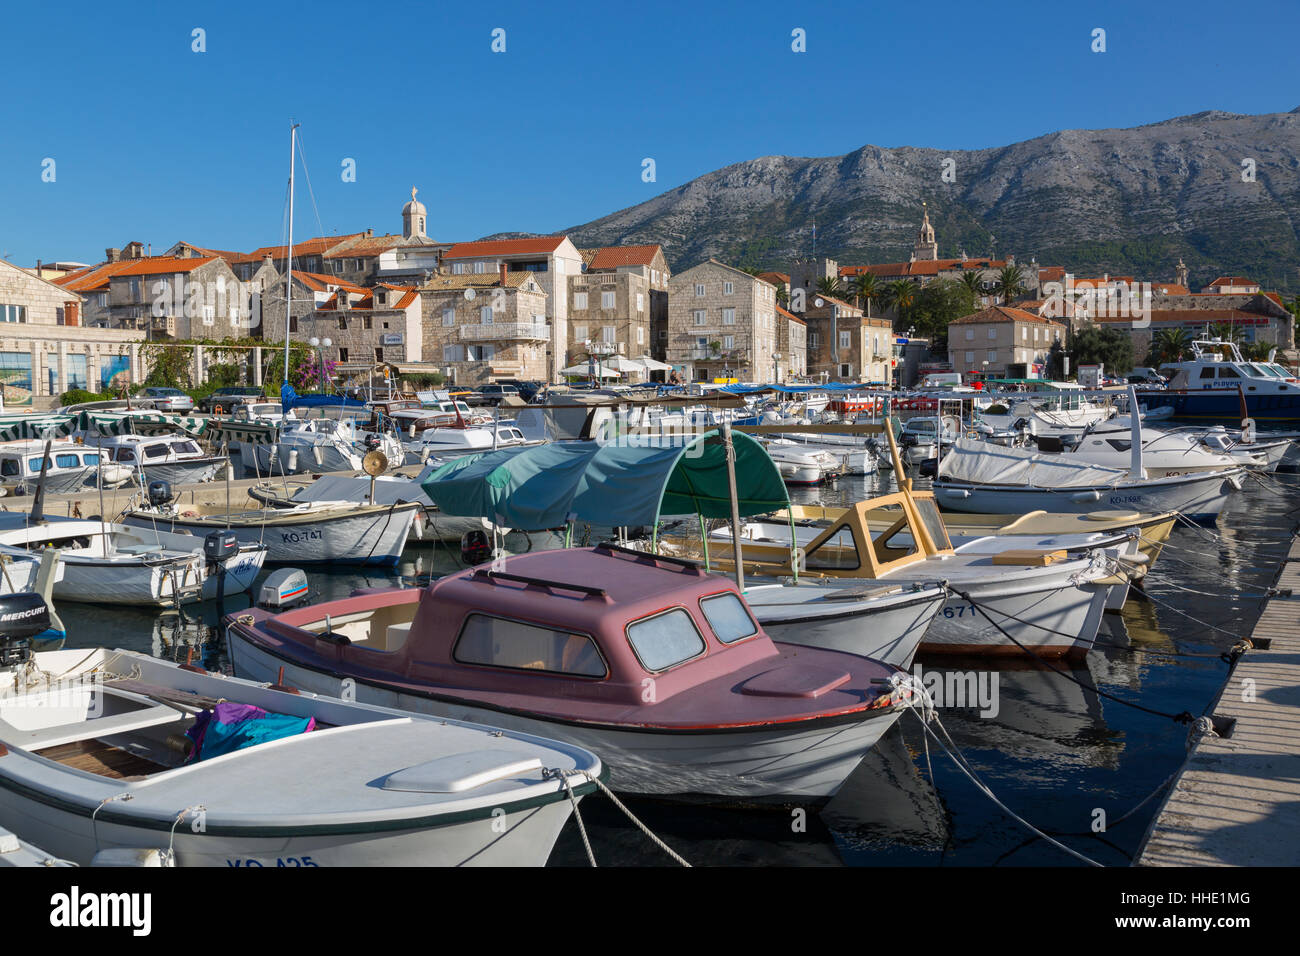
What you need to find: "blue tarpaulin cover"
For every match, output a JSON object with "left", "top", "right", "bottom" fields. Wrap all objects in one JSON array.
[{"left": 185, "top": 702, "right": 316, "bottom": 763}]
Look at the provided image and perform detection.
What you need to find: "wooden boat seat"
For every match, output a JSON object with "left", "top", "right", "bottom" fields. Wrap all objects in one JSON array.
[{"left": 33, "top": 738, "right": 172, "bottom": 779}]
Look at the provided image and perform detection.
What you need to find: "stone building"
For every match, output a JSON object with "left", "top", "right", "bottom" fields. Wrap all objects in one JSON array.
[
  {"left": 575, "top": 244, "right": 671, "bottom": 370},
  {"left": 667, "top": 260, "right": 779, "bottom": 382},
  {"left": 420, "top": 270, "right": 550, "bottom": 386},
  {"left": 775, "top": 305, "right": 807, "bottom": 380},
  {"left": 800, "top": 294, "right": 893, "bottom": 383},
  {"left": 300, "top": 283, "right": 422, "bottom": 374},
  {"left": 438, "top": 236, "right": 584, "bottom": 381},
  {"left": 0, "top": 257, "right": 140, "bottom": 404},
  {"left": 947, "top": 306, "right": 1066, "bottom": 379}
]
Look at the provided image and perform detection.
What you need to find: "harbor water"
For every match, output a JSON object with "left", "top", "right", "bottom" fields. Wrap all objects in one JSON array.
[{"left": 53, "top": 469, "right": 1298, "bottom": 867}]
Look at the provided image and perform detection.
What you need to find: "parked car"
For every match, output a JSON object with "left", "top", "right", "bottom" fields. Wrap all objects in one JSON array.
[
  {"left": 498, "top": 379, "right": 544, "bottom": 402},
  {"left": 1127, "top": 368, "right": 1168, "bottom": 388},
  {"left": 139, "top": 387, "right": 194, "bottom": 413},
  {"left": 199, "top": 386, "right": 264, "bottom": 413},
  {"left": 467, "top": 384, "right": 521, "bottom": 407}
]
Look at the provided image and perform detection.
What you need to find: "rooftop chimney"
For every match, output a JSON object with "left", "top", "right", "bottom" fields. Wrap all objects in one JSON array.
[
  {"left": 106, "top": 247, "right": 121, "bottom": 263},
  {"left": 499, "top": 263, "right": 508, "bottom": 287},
  {"left": 366, "top": 228, "right": 373, "bottom": 237}
]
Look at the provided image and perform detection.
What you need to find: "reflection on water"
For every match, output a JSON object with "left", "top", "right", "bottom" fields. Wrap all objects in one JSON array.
[{"left": 51, "top": 464, "right": 1298, "bottom": 866}]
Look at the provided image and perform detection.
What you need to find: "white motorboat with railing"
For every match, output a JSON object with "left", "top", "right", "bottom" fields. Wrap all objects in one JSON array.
[
  {"left": 0, "top": 440, "right": 131, "bottom": 494},
  {"left": 101, "top": 434, "right": 226, "bottom": 486}
]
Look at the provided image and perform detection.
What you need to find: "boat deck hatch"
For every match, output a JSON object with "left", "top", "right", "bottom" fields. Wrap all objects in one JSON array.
[
  {"left": 739, "top": 664, "right": 851, "bottom": 699},
  {"left": 381, "top": 750, "right": 545, "bottom": 793}
]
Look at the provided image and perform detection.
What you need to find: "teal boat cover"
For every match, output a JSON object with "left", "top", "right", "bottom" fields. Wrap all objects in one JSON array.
[{"left": 421, "top": 430, "right": 789, "bottom": 530}]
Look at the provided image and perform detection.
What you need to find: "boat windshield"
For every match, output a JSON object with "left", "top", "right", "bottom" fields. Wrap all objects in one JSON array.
[
  {"left": 626, "top": 608, "right": 706, "bottom": 672},
  {"left": 699, "top": 592, "right": 758, "bottom": 645},
  {"left": 454, "top": 613, "right": 606, "bottom": 677}
]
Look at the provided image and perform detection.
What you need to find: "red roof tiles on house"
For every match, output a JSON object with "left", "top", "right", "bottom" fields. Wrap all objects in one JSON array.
[
  {"left": 950, "top": 306, "right": 1065, "bottom": 326},
  {"left": 442, "top": 237, "right": 567, "bottom": 259},
  {"left": 586, "top": 245, "right": 662, "bottom": 270}
]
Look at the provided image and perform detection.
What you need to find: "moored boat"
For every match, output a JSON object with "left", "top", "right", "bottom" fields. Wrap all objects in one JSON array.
[{"left": 225, "top": 545, "right": 916, "bottom": 803}]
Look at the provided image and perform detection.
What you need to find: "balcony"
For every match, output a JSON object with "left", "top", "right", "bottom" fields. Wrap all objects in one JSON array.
[{"left": 458, "top": 322, "right": 549, "bottom": 342}]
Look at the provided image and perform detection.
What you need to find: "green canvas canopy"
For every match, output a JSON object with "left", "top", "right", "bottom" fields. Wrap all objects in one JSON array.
[
  {"left": 0, "top": 411, "right": 208, "bottom": 443},
  {"left": 421, "top": 430, "right": 790, "bottom": 531}
]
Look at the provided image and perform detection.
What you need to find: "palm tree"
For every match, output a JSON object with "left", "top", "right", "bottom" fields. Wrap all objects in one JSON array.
[
  {"left": 1151, "top": 327, "right": 1193, "bottom": 363},
  {"left": 958, "top": 271, "right": 984, "bottom": 297},
  {"left": 850, "top": 271, "right": 879, "bottom": 316},
  {"left": 881, "top": 279, "right": 917, "bottom": 325},
  {"left": 774, "top": 282, "right": 789, "bottom": 309},
  {"left": 994, "top": 264, "right": 1026, "bottom": 305},
  {"left": 815, "top": 276, "right": 843, "bottom": 299}
]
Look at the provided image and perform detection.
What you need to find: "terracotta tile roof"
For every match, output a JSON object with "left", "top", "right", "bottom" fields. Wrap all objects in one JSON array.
[
  {"left": 840, "top": 258, "right": 1006, "bottom": 278},
  {"left": 175, "top": 242, "right": 243, "bottom": 264},
  {"left": 56, "top": 259, "right": 140, "bottom": 292},
  {"left": 809, "top": 294, "right": 859, "bottom": 312},
  {"left": 1151, "top": 283, "right": 1189, "bottom": 295},
  {"left": 1038, "top": 266, "right": 1066, "bottom": 282},
  {"left": 442, "top": 237, "right": 567, "bottom": 259},
  {"left": 377, "top": 284, "right": 419, "bottom": 309},
  {"left": 111, "top": 256, "right": 219, "bottom": 277},
  {"left": 234, "top": 234, "right": 366, "bottom": 264},
  {"left": 1207, "top": 276, "right": 1257, "bottom": 287},
  {"left": 1071, "top": 276, "right": 1137, "bottom": 286},
  {"left": 586, "top": 245, "right": 663, "bottom": 270},
  {"left": 776, "top": 304, "right": 805, "bottom": 325},
  {"left": 293, "top": 272, "right": 370, "bottom": 295},
  {"left": 323, "top": 234, "right": 405, "bottom": 258},
  {"left": 758, "top": 271, "right": 790, "bottom": 285},
  {"left": 950, "top": 306, "right": 1065, "bottom": 326}
]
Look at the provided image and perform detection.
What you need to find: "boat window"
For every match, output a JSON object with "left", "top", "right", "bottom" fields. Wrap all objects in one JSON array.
[
  {"left": 1218, "top": 367, "right": 1240, "bottom": 379},
  {"left": 453, "top": 613, "right": 606, "bottom": 677},
  {"left": 804, "top": 523, "right": 861, "bottom": 571},
  {"left": 1198, "top": 368, "right": 1216, "bottom": 379},
  {"left": 143, "top": 443, "right": 168, "bottom": 459},
  {"left": 55, "top": 454, "right": 79, "bottom": 469},
  {"left": 700, "top": 592, "right": 758, "bottom": 644},
  {"left": 865, "top": 502, "right": 920, "bottom": 565},
  {"left": 84, "top": 454, "right": 100, "bottom": 465},
  {"left": 912, "top": 496, "right": 952, "bottom": 552},
  {"left": 115, "top": 449, "right": 135, "bottom": 463},
  {"left": 1105, "top": 439, "right": 1132, "bottom": 451},
  {"left": 0, "top": 459, "right": 17, "bottom": 477},
  {"left": 626, "top": 608, "right": 706, "bottom": 672},
  {"left": 26, "top": 457, "right": 50, "bottom": 472},
  {"left": 175, "top": 441, "right": 200, "bottom": 455}
]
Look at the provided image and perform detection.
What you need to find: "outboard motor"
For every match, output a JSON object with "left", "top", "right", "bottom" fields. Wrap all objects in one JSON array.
[
  {"left": 257, "top": 568, "right": 310, "bottom": 610},
  {"left": 365, "top": 435, "right": 383, "bottom": 452},
  {"left": 461, "top": 529, "right": 492, "bottom": 566},
  {"left": 0, "top": 593, "right": 53, "bottom": 668},
  {"left": 203, "top": 530, "right": 239, "bottom": 565},
  {"left": 147, "top": 480, "right": 174, "bottom": 510}
]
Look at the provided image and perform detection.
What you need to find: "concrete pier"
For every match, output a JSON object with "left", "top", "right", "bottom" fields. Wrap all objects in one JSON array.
[{"left": 1137, "top": 534, "right": 1300, "bottom": 866}]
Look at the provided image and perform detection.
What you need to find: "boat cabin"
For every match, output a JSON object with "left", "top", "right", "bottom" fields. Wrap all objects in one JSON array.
[
  {"left": 102, "top": 434, "right": 206, "bottom": 466},
  {"left": 0, "top": 440, "right": 102, "bottom": 483},
  {"left": 254, "top": 545, "right": 787, "bottom": 707}
]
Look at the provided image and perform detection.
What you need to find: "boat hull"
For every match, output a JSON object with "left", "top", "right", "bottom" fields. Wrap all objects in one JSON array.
[
  {"left": 129, "top": 458, "right": 226, "bottom": 487},
  {"left": 0, "top": 789, "right": 575, "bottom": 867},
  {"left": 743, "top": 586, "right": 942, "bottom": 668},
  {"left": 1136, "top": 389, "right": 1300, "bottom": 422},
  {"left": 123, "top": 506, "right": 416, "bottom": 566},
  {"left": 932, "top": 470, "right": 1239, "bottom": 522},
  {"left": 226, "top": 634, "right": 903, "bottom": 804}
]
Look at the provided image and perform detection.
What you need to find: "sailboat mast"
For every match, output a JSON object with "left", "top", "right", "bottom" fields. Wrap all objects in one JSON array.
[{"left": 283, "top": 123, "right": 299, "bottom": 387}]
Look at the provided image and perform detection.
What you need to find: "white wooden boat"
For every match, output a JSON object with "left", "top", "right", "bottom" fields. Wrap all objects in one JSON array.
[
  {"left": 0, "top": 440, "right": 125, "bottom": 495},
  {"left": 122, "top": 498, "right": 419, "bottom": 566},
  {"left": 101, "top": 434, "right": 226, "bottom": 486},
  {"left": 0, "top": 514, "right": 265, "bottom": 606},
  {"left": 271, "top": 470, "right": 504, "bottom": 543},
  {"left": 0, "top": 642, "right": 601, "bottom": 867}
]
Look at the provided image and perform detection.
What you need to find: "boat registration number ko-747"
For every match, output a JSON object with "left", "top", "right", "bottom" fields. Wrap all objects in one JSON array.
[{"left": 280, "top": 529, "right": 323, "bottom": 544}]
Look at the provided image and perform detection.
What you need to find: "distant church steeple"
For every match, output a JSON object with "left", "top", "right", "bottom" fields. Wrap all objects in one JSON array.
[
  {"left": 402, "top": 186, "right": 427, "bottom": 240},
  {"left": 911, "top": 202, "right": 939, "bottom": 262}
]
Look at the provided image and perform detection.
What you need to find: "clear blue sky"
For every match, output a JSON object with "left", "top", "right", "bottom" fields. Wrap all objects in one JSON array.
[{"left": 2, "top": 0, "right": 1297, "bottom": 266}]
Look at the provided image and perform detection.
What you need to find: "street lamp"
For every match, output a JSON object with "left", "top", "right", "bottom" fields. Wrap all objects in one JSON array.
[
  {"left": 308, "top": 337, "right": 332, "bottom": 392},
  {"left": 772, "top": 352, "right": 782, "bottom": 384}
]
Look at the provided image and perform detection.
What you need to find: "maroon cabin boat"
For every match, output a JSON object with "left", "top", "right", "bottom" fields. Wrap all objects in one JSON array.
[{"left": 225, "top": 544, "right": 914, "bottom": 802}]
